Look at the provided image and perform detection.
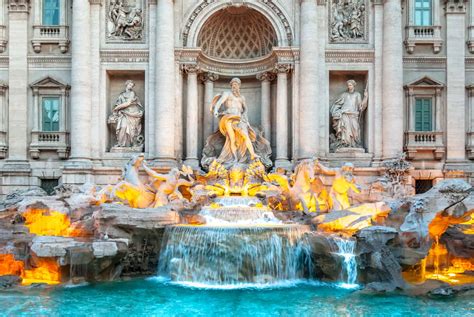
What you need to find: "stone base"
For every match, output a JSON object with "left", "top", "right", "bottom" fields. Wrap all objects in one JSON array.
[
  {"left": 335, "top": 147, "right": 365, "bottom": 154},
  {"left": 110, "top": 145, "right": 143, "bottom": 153},
  {"left": 325, "top": 152, "right": 374, "bottom": 168},
  {"left": 274, "top": 159, "right": 293, "bottom": 171}
]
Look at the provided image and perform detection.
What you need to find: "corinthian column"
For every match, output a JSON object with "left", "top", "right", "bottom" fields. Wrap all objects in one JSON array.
[
  {"left": 155, "top": 0, "right": 176, "bottom": 165},
  {"left": 183, "top": 64, "right": 200, "bottom": 169},
  {"left": 256, "top": 72, "right": 275, "bottom": 143},
  {"left": 69, "top": 0, "right": 91, "bottom": 161},
  {"left": 200, "top": 72, "right": 219, "bottom": 143},
  {"left": 299, "top": 0, "right": 319, "bottom": 159},
  {"left": 274, "top": 64, "right": 292, "bottom": 168},
  {"left": 7, "top": 1, "right": 30, "bottom": 162},
  {"left": 382, "top": 0, "right": 404, "bottom": 159}
]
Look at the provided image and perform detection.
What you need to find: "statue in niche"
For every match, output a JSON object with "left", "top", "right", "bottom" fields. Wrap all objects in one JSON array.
[
  {"left": 201, "top": 78, "right": 272, "bottom": 170},
  {"left": 330, "top": 0, "right": 366, "bottom": 42},
  {"left": 107, "top": 0, "right": 143, "bottom": 41},
  {"left": 330, "top": 79, "right": 368, "bottom": 151},
  {"left": 108, "top": 80, "right": 144, "bottom": 151}
]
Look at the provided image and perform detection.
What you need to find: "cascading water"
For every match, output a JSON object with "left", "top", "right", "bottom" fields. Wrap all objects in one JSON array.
[
  {"left": 332, "top": 236, "right": 358, "bottom": 287},
  {"left": 157, "top": 224, "right": 314, "bottom": 287}
]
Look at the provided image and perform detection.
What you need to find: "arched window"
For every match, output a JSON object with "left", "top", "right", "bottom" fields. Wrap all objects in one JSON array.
[{"left": 43, "top": 0, "right": 60, "bottom": 25}]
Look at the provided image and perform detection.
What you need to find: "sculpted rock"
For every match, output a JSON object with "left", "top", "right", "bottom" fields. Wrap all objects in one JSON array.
[
  {"left": 0, "top": 275, "right": 21, "bottom": 288},
  {"left": 440, "top": 226, "right": 474, "bottom": 258},
  {"left": 355, "top": 226, "right": 406, "bottom": 290},
  {"left": 94, "top": 203, "right": 180, "bottom": 239}
]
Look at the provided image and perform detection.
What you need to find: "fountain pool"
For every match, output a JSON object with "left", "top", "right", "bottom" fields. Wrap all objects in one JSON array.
[{"left": 0, "top": 279, "right": 472, "bottom": 316}]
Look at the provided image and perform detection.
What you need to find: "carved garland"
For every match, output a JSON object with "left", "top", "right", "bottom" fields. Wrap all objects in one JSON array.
[{"left": 182, "top": 0, "right": 293, "bottom": 47}]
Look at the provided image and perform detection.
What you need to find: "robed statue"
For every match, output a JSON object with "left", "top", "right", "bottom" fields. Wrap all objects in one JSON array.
[
  {"left": 201, "top": 78, "right": 272, "bottom": 170},
  {"left": 108, "top": 80, "right": 144, "bottom": 150},
  {"left": 330, "top": 79, "right": 368, "bottom": 150}
]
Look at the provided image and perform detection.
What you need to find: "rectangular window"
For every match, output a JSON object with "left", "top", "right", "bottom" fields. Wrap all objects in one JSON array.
[
  {"left": 414, "top": 0, "right": 432, "bottom": 26},
  {"left": 43, "top": 0, "right": 60, "bottom": 25},
  {"left": 42, "top": 97, "right": 60, "bottom": 132},
  {"left": 415, "top": 98, "right": 433, "bottom": 131}
]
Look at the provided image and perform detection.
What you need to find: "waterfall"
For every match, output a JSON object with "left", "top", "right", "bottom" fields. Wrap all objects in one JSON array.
[
  {"left": 332, "top": 236, "right": 358, "bottom": 287},
  {"left": 157, "top": 225, "right": 314, "bottom": 287}
]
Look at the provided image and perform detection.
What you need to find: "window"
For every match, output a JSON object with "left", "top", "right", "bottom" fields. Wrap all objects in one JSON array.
[
  {"left": 414, "top": 0, "right": 432, "bottom": 26},
  {"left": 415, "top": 179, "right": 433, "bottom": 194},
  {"left": 42, "top": 97, "right": 60, "bottom": 132},
  {"left": 415, "top": 98, "right": 432, "bottom": 131},
  {"left": 43, "top": 0, "right": 60, "bottom": 25},
  {"left": 41, "top": 178, "right": 59, "bottom": 195}
]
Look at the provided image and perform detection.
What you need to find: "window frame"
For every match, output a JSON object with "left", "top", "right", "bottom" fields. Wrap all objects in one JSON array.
[
  {"left": 40, "top": 95, "right": 61, "bottom": 132},
  {"left": 42, "top": 0, "right": 61, "bottom": 26},
  {"left": 414, "top": 0, "right": 433, "bottom": 26}
]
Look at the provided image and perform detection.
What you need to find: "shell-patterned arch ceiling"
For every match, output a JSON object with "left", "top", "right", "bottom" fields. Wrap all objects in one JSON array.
[{"left": 197, "top": 7, "right": 278, "bottom": 60}]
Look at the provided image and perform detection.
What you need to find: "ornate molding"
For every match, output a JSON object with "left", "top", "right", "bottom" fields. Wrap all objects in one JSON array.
[
  {"left": 100, "top": 50, "right": 149, "bottom": 63},
  {"left": 403, "top": 56, "right": 447, "bottom": 65},
  {"left": 325, "top": 50, "right": 374, "bottom": 63},
  {"left": 89, "top": 0, "right": 103, "bottom": 5},
  {"left": 261, "top": 0, "right": 293, "bottom": 45},
  {"left": 273, "top": 63, "right": 292, "bottom": 73},
  {"left": 8, "top": 0, "right": 30, "bottom": 13},
  {"left": 27, "top": 56, "right": 72, "bottom": 68},
  {"left": 199, "top": 72, "right": 219, "bottom": 83},
  {"left": 182, "top": 0, "right": 216, "bottom": 46},
  {"left": 181, "top": 64, "right": 201, "bottom": 74},
  {"left": 256, "top": 71, "right": 275, "bottom": 82},
  {"left": 445, "top": 0, "right": 467, "bottom": 13}
]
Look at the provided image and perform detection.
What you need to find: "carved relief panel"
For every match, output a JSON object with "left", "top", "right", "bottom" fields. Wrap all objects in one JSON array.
[
  {"left": 329, "top": 0, "right": 368, "bottom": 43},
  {"left": 106, "top": 0, "right": 145, "bottom": 42}
]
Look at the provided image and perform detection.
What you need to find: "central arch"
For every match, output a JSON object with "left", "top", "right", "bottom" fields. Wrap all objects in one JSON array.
[
  {"left": 198, "top": 7, "right": 278, "bottom": 61},
  {"left": 182, "top": 1, "right": 293, "bottom": 48}
]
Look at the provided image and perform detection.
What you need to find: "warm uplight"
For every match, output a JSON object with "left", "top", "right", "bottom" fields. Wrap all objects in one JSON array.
[
  {"left": 403, "top": 240, "right": 474, "bottom": 285},
  {"left": 315, "top": 202, "right": 390, "bottom": 234},
  {"left": 0, "top": 254, "right": 24, "bottom": 276},
  {"left": 22, "top": 208, "right": 85, "bottom": 237},
  {"left": 21, "top": 258, "right": 61, "bottom": 285}
]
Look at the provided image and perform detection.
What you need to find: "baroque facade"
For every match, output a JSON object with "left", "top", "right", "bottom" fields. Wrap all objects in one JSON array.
[{"left": 0, "top": 0, "right": 473, "bottom": 195}]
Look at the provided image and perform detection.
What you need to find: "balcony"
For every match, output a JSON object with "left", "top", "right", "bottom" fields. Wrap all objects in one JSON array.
[
  {"left": 31, "top": 25, "right": 70, "bottom": 53},
  {"left": 405, "top": 131, "right": 445, "bottom": 160},
  {"left": 404, "top": 25, "right": 442, "bottom": 54},
  {"left": 30, "top": 131, "right": 70, "bottom": 159}
]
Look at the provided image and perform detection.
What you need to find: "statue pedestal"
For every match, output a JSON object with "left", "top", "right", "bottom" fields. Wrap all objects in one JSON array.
[
  {"left": 110, "top": 145, "right": 144, "bottom": 153},
  {"left": 335, "top": 147, "right": 365, "bottom": 154}
]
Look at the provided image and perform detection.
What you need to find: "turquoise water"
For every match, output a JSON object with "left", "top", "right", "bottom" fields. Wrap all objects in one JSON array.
[{"left": 0, "top": 279, "right": 472, "bottom": 317}]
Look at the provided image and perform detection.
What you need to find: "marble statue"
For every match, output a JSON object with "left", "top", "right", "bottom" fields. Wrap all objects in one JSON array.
[
  {"left": 107, "top": 0, "right": 143, "bottom": 40},
  {"left": 330, "top": 162, "right": 361, "bottom": 210},
  {"left": 330, "top": 79, "right": 368, "bottom": 150},
  {"left": 142, "top": 162, "right": 195, "bottom": 208},
  {"left": 108, "top": 80, "right": 144, "bottom": 150},
  {"left": 330, "top": 0, "right": 366, "bottom": 42},
  {"left": 201, "top": 78, "right": 272, "bottom": 170}
]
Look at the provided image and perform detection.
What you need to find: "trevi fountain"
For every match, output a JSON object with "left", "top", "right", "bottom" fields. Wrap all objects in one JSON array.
[{"left": 0, "top": 78, "right": 472, "bottom": 316}]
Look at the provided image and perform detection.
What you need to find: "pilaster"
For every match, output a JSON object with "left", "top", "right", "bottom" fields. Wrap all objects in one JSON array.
[
  {"left": 200, "top": 72, "right": 219, "bottom": 146},
  {"left": 274, "top": 63, "right": 292, "bottom": 169},
  {"left": 445, "top": 0, "right": 467, "bottom": 166},
  {"left": 256, "top": 72, "right": 275, "bottom": 144},
  {"left": 183, "top": 64, "right": 201, "bottom": 169}
]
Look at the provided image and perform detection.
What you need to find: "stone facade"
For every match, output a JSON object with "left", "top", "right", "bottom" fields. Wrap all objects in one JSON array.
[{"left": 0, "top": 0, "right": 473, "bottom": 195}]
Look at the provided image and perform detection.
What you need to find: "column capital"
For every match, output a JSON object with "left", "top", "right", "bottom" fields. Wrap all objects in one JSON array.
[
  {"left": 445, "top": 0, "right": 467, "bottom": 13},
  {"left": 256, "top": 72, "right": 276, "bottom": 82},
  {"left": 8, "top": 0, "right": 30, "bottom": 13},
  {"left": 371, "top": 0, "right": 384, "bottom": 5},
  {"left": 89, "top": 0, "right": 103, "bottom": 5},
  {"left": 273, "top": 63, "right": 293, "bottom": 74},
  {"left": 181, "top": 64, "right": 201, "bottom": 74},
  {"left": 199, "top": 72, "right": 219, "bottom": 83}
]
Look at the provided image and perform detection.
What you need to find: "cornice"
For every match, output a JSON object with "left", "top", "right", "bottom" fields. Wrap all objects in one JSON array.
[
  {"left": 325, "top": 50, "right": 374, "bottom": 63},
  {"left": 100, "top": 50, "right": 149, "bottom": 63}
]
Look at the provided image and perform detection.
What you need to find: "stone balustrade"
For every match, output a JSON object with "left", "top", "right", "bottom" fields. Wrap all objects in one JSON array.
[
  {"left": 31, "top": 25, "right": 70, "bottom": 53},
  {"left": 30, "top": 131, "right": 70, "bottom": 159},
  {"left": 404, "top": 25, "right": 442, "bottom": 54},
  {"left": 405, "top": 131, "right": 445, "bottom": 160}
]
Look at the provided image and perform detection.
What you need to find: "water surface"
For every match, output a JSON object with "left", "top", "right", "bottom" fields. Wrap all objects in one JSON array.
[{"left": 0, "top": 279, "right": 472, "bottom": 317}]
